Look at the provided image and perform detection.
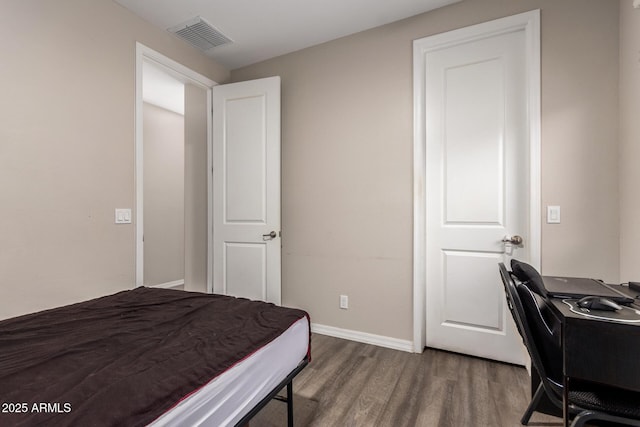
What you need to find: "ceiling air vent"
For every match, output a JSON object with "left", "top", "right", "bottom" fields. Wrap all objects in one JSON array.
[{"left": 168, "top": 16, "right": 233, "bottom": 51}]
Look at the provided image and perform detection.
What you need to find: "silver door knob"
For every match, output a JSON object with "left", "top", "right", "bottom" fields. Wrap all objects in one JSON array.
[
  {"left": 502, "top": 235, "right": 523, "bottom": 245},
  {"left": 262, "top": 231, "right": 277, "bottom": 241}
]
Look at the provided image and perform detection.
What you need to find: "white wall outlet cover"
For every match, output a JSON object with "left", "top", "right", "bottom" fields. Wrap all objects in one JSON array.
[{"left": 115, "top": 208, "right": 132, "bottom": 224}]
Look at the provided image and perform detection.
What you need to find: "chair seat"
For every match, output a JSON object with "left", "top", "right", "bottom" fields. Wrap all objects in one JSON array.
[{"left": 570, "top": 382, "right": 640, "bottom": 420}]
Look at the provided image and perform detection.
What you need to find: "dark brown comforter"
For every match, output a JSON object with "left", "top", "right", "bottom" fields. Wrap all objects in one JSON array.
[{"left": 0, "top": 287, "right": 309, "bottom": 426}]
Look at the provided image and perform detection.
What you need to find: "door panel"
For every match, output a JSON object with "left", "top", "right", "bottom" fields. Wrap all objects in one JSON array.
[
  {"left": 442, "top": 251, "right": 504, "bottom": 332},
  {"left": 444, "top": 58, "right": 503, "bottom": 224},
  {"left": 224, "top": 243, "right": 266, "bottom": 301},
  {"left": 424, "top": 29, "right": 528, "bottom": 364},
  {"left": 212, "top": 76, "right": 281, "bottom": 304},
  {"left": 224, "top": 95, "right": 267, "bottom": 223}
]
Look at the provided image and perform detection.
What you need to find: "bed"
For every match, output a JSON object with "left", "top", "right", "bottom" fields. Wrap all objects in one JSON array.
[{"left": 0, "top": 287, "right": 310, "bottom": 426}]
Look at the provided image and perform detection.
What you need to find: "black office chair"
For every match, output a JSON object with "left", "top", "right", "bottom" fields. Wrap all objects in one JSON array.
[{"left": 498, "top": 262, "right": 640, "bottom": 427}]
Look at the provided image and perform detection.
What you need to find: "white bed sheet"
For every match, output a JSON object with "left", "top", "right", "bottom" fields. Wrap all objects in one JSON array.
[{"left": 150, "top": 316, "right": 309, "bottom": 427}]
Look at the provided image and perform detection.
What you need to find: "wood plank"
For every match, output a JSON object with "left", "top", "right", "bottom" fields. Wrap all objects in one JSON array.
[{"left": 252, "top": 334, "right": 563, "bottom": 426}]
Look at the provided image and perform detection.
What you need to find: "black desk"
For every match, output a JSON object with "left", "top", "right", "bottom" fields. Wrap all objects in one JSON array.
[{"left": 546, "top": 285, "right": 640, "bottom": 426}]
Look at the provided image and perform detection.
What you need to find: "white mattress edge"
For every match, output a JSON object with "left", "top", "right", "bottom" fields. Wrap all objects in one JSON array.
[{"left": 149, "top": 316, "right": 309, "bottom": 427}]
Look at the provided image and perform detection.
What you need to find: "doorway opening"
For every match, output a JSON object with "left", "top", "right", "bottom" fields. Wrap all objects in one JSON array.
[
  {"left": 142, "top": 61, "right": 185, "bottom": 289},
  {"left": 135, "top": 43, "right": 216, "bottom": 293}
]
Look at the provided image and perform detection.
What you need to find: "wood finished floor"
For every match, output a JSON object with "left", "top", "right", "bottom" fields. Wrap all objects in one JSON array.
[{"left": 255, "top": 333, "right": 562, "bottom": 427}]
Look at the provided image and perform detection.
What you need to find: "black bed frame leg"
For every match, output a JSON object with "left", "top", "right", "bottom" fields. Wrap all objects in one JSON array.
[{"left": 287, "top": 381, "right": 294, "bottom": 427}]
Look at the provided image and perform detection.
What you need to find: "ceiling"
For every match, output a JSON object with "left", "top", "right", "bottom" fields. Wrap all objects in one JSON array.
[{"left": 114, "top": 0, "right": 462, "bottom": 70}]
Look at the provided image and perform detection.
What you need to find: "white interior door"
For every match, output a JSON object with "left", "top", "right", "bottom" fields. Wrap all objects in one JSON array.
[
  {"left": 212, "top": 76, "right": 281, "bottom": 304},
  {"left": 417, "top": 14, "right": 539, "bottom": 364}
]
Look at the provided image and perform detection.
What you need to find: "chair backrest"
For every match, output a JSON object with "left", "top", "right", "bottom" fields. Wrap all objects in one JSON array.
[
  {"left": 510, "top": 258, "right": 548, "bottom": 297},
  {"left": 498, "top": 262, "right": 564, "bottom": 404}
]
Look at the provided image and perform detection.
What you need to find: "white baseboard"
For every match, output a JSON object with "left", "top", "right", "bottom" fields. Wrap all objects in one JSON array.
[
  {"left": 149, "top": 280, "right": 184, "bottom": 290},
  {"left": 311, "top": 323, "right": 414, "bottom": 353}
]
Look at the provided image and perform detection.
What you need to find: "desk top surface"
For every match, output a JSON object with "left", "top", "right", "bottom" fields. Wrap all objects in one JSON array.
[{"left": 548, "top": 284, "right": 640, "bottom": 324}]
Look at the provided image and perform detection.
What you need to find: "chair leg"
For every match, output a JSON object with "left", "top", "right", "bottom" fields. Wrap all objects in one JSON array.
[{"left": 521, "top": 382, "right": 545, "bottom": 425}]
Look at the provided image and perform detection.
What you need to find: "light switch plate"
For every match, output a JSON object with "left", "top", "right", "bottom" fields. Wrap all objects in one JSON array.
[
  {"left": 339, "top": 295, "right": 348, "bottom": 309},
  {"left": 115, "top": 208, "right": 132, "bottom": 224},
  {"left": 547, "top": 205, "right": 561, "bottom": 224}
]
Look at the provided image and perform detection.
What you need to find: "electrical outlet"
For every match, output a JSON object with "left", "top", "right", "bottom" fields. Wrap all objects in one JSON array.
[{"left": 340, "top": 295, "right": 348, "bottom": 309}]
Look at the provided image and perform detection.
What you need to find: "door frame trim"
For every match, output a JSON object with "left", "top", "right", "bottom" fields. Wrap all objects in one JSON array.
[
  {"left": 134, "top": 43, "right": 217, "bottom": 290},
  {"left": 412, "top": 10, "right": 541, "bottom": 353}
]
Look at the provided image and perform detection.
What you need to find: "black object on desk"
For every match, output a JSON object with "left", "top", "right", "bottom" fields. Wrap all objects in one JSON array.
[
  {"left": 575, "top": 295, "right": 621, "bottom": 311},
  {"left": 629, "top": 281, "right": 640, "bottom": 292},
  {"left": 542, "top": 275, "right": 634, "bottom": 304},
  {"left": 565, "top": 298, "right": 640, "bottom": 320}
]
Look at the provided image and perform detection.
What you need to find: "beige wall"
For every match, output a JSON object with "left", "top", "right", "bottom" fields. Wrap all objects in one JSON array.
[
  {"left": 619, "top": 1, "right": 640, "bottom": 282},
  {"left": 539, "top": 1, "right": 619, "bottom": 280},
  {"left": 143, "top": 102, "right": 184, "bottom": 286},
  {"left": 184, "top": 84, "right": 209, "bottom": 293},
  {"left": 0, "top": 0, "right": 229, "bottom": 319},
  {"left": 232, "top": 0, "right": 621, "bottom": 341}
]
